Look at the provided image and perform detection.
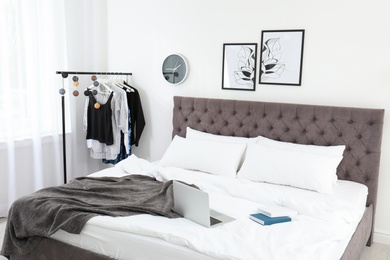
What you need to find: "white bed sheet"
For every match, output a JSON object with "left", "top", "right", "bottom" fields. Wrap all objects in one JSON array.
[{"left": 50, "top": 155, "right": 368, "bottom": 260}]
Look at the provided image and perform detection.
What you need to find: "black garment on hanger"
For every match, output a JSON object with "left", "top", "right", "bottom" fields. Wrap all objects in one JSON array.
[
  {"left": 86, "top": 91, "right": 114, "bottom": 145},
  {"left": 124, "top": 82, "right": 145, "bottom": 147}
]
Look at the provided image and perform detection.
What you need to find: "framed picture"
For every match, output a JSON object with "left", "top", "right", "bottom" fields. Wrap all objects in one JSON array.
[
  {"left": 259, "top": 30, "right": 305, "bottom": 86},
  {"left": 222, "top": 43, "right": 257, "bottom": 91}
]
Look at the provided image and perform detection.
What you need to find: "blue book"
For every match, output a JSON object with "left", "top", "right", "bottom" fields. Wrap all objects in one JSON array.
[{"left": 249, "top": 213, "right": 291, "bottom": 226}]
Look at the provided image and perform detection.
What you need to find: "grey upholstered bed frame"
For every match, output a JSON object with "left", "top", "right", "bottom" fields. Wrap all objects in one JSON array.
[
  {"left": 10, "top": 96, "right": 384, "bottom": 260},
  {"left": 172, "top": 96, "right": 384, "bottom": 260}
]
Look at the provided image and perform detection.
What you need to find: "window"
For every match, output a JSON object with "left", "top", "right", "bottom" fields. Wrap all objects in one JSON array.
[{"left": 0, "top": 0, "right": 68, "bottom": 141}]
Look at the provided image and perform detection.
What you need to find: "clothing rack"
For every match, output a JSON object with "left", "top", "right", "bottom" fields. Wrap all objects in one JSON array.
[
  {"left": 56, "top": 71, "right": 132, "bottom": 76},
  {"left": 56, "top": 70, "right": 132, "bottom": 184}
]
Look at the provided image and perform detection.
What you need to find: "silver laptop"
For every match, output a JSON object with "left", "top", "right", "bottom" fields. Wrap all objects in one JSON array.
[{"left": 173, "top": 181, "right": 235, "bottom": 227}]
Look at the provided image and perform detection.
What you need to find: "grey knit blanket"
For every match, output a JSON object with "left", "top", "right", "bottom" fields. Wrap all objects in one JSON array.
[{"left": 1, "top": 174, "right": 180, "bottom": 257}]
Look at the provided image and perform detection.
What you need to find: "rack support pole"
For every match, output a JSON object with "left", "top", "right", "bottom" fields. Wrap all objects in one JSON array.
[{"left": 61, "top": 93, "right": 67, "bottom": 183}]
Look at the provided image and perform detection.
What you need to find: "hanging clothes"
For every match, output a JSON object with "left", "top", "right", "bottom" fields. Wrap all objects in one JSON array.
[
  {"left": 102, "top": 109, "right": 132, "bottom": 164},
  {"left": 124, "top": 82, "right": 145, "bottom": 147},
  {"left": 86, "top": 91, "right": 114, "bottom": 145},
  {"left": 83, "top": 82, "right": 129, "bottom": 160},
  {"left": 83, "top": 79, "right": 145, "bottom": 164},
  {"left": 102, "top": 81, "right": 145, "bottom": 165}
]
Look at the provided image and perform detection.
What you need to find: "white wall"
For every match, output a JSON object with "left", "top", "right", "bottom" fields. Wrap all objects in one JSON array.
[{"left": 104, "top": 0, "right": 390, "bottom": 244}]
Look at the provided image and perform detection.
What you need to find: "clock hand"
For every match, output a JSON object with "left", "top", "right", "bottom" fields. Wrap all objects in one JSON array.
[{"left": 173, "top": 64, "right": 182, "bottom": 71}]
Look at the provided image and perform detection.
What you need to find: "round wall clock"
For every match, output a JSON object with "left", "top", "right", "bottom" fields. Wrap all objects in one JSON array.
[{"left": 162, "top": 54, "right": 188, "bottom": 85}]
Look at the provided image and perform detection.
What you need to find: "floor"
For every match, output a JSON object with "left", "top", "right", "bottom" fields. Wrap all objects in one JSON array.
[
  {"left": 361, "top": 243, "right": 390, "bottom": 260},
  {"left": 0, "top": 217, "right": 388, "bottom": 259},
  {"left": 0, "top": 218, "right": 7, "bottom": 260}
]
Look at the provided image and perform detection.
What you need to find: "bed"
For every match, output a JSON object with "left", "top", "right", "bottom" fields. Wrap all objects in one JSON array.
[{"left": 2, "top": 96, "right": 385, "bottom": 260}]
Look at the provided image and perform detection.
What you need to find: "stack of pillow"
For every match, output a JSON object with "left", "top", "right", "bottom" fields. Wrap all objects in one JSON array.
[{"left": 159, "top": 127, "right": 345, "bottom": 194}]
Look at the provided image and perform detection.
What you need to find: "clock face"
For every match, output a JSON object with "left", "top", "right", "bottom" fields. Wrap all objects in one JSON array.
[{"left": 162, "top": 54, "right": 188, "bottom": 85}]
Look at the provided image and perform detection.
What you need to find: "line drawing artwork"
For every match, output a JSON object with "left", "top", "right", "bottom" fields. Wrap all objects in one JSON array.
[
  {"left": 261, "top": 38, "right": 285, "bottom": 81},
  {"left": 233, "top": 46, "right": 256, "bottom": 88},
  {"left": 222, "top": 43, "right": 257, "bottom": 91},
  {"left": 259, "top": 30, "right": 304, "bottom": 86}
]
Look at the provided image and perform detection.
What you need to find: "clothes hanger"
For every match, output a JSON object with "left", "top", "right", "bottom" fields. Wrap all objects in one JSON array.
[
  {"left": 117, "top": 80, "right": 133, "bottom": 92},
  {"left": 100, "top": 78, "right": 113, "bottom": 93},
  {"left": 86, "top": 77, "right": 113, "bottom": 95},
  {"left": 123, "top": 79, "right": 135, "bottom": 92},
  {"left": 113, "top": 75, "right": 134, "bottom": 92}
]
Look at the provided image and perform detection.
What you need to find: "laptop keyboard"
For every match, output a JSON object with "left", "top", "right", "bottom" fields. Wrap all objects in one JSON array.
[{"left": 210, "top": 216, "right": 222, "bottom": 226}]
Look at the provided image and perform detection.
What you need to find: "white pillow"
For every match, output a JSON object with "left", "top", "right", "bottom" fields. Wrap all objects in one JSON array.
[
  {"left": 257, "top": 135, "right": 345, "bottom": 156},
  {"left": 186, "top": 127, "right": 258, "bottom": 144},
  {"left": 159, "top": 135, "right": 246, "bottom": 177},
  {"left": 257, "top": 135, "right": 345, "bottom": 183},
  {"left": 237, "top": 143, "right": 344, "bottom": 194},
  {"left": 115, "top": 154, "right": 157, "bottom": 175}
]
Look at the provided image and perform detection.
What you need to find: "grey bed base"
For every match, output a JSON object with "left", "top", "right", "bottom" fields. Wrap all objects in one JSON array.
[{"left": 10, "top": 96, "right": 384, "bottom": 260}]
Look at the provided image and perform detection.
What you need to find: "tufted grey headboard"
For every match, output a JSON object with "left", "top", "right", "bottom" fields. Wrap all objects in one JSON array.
[{"left": 172, "top": 96, "right": 384, "bottom": 211}]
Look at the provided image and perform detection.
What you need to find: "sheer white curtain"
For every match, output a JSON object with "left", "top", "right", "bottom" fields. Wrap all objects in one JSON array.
[{"left": 0, "top": 0, "right": 68, "bottom": 216}]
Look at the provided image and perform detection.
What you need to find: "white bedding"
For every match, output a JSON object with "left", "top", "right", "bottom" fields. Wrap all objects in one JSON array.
[{"left": 50, "top": 155, "right": 368, "bottom": 260}]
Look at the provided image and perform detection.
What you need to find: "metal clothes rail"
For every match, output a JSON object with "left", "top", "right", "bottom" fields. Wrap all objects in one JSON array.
[
  {"left": 56, "top": 71, "right": 132, "bottom": 76},
  {"left": 56, "top": 70, "right": 132, "bottom": 184}
]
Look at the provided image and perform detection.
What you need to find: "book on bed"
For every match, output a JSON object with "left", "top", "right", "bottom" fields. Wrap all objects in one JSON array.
[
  {"left": 249, "top": 213, "right": 291, "bottom": 226},
  {"left": 257, "top": 205, "right": 298, "bottom": 218}
]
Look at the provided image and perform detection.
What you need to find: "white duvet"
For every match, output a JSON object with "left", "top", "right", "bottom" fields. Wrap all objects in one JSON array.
[{"left": 51, "top": 155, "right": 368, "bottom": 260}]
